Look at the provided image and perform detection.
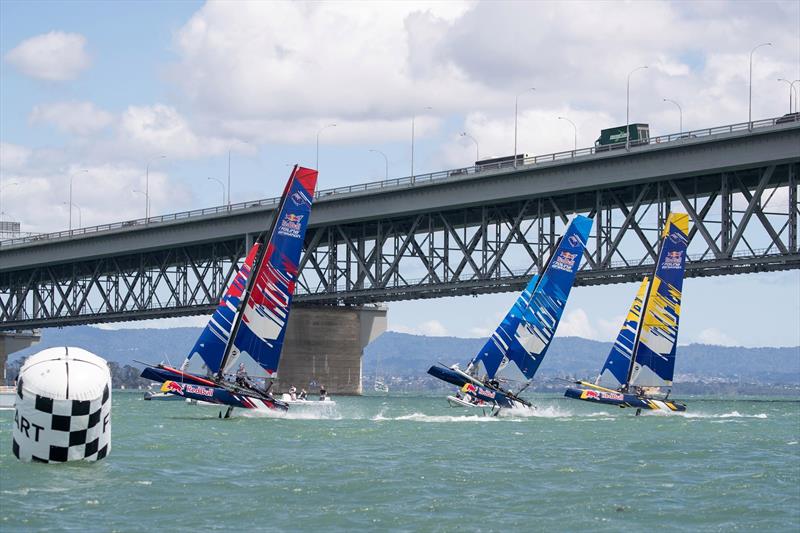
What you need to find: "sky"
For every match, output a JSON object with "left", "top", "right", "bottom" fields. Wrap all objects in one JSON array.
[{"left": 1, "top": 0, "right": 799, "bottom": 348}]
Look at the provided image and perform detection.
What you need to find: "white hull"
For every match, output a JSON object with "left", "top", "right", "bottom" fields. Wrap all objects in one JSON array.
[{"left": 280, "top": 394, "right": 336, "bottom": 407}]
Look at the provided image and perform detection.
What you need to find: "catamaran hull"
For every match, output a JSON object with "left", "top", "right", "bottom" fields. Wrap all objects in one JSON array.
[
  {"left": 564, "top": 387, "right": 686, "bottom": 412},
  {"left": 427, "top": 365, "right": 529, "bottom": 409},
  {"left": 161, "top": 380, "right": 288, "bottom": 411},
  {"left": 141, "top": 365, "right": 287, "bottom": 411}
]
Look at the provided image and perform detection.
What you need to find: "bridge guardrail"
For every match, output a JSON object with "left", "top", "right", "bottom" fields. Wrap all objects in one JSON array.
[{"left": 1, "top": 115, "right": 795, "bottom": 248}]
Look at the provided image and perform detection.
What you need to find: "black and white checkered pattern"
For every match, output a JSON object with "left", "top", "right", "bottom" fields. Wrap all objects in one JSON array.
[{"left": 12, "top": 380, "right": 111, "bottom": 463}]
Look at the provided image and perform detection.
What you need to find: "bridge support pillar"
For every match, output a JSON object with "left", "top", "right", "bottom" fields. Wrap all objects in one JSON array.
[
  {"left": 276, "top": 306, "right": 387, "bottom": 395},
  {"left": 0, "top": 330, "right": 41, "bottom": 384}
]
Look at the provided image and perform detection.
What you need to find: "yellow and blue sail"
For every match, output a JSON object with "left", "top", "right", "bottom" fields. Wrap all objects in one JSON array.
[
  {"left": 595, "top": 277, "right": 649, "bottom": 389},
  {"left": 627, "top": 213, "right": 690, "bottom": 387},
  {"left": 468, "top": 215, "right": 593, "bottom": 380}
]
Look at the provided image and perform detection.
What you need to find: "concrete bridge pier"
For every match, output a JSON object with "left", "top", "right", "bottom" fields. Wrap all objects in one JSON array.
[
  {"left": 277, "top": 305, "right": 387, "bottom": 395},
  {"left": 1, "top": 330, "right": 41, "bottom": 384}
]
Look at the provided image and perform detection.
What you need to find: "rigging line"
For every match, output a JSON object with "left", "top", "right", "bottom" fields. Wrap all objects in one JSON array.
[
  {"left": 624, "top": 229, "right": 666, "bottom": 390},
  {"left": 217, "top": 165, "right": 299, "bottom": 380}
]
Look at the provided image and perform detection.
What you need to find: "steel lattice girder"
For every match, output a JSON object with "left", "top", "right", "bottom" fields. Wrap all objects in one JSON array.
[{"left": 1, "top": 164, "right": 798, "bottom": 330}]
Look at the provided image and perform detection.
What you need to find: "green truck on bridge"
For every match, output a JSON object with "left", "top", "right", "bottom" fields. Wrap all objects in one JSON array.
[{"left": 595, "top": 123, "right": 650, "bottom": 151}]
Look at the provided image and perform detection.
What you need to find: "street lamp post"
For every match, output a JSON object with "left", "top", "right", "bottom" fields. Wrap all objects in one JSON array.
[
  {"left": 662, "top": 98, "right": 683, "bottom": 135},
  {"left": 749, "top": 42, "right": 772, "bottom": 128},
  {"left": 460, "top": 132, "right": 479, "bottom": 161},
  {"left": 0, "top": 180, "right": 19, "bottom": 222},
  {"left": 411, "top": 107, "right": 432, "bottom": 182},
  {"left": 145, "top": 155, "right": 166, "bottom": 221},
  {"left": 777, "top": 79, "right": 798, "bottom": 113},
  {"left": 316, "top": 124, "right": 337, "bottom": 170},
  {"left": 208, "top": 177, "right": 226, "bottom": 205},
  {"left": 69, "top": 169, "right": 88, "bottom": 231},
  {"left": 369, "top": 149, "right": 389, "bottom": 179},
  {"left": 227, "top": 140, "right": 250, "bottom": 208},
  {"left": 132, "top": 189, "right": 147, "bottom": 219},
  {"left": 514, "top": 87, "right": 535, "bottom": 167},
  {"left": 626, "top": 66, "right": 648, "bottom": 151},
  {"left": 557, "top": 117, "right": 577, "bottom": 152},
  {"left": 62, "top": 202, "right": 81, "bottom": 228}
]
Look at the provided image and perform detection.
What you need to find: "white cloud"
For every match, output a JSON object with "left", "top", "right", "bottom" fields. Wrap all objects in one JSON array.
[
  {"left": 0, "top": 162, "right": 193, "bottom": 234},
  {"left": 30, "top": 101, "right": 114, "bottom": 135},
  {"left": 0, "top": 142, "right": 32, "bottom": 172},
  {"left": 117, "top": 104, "right": 231, "bottom": 159},
  {"left": 4, "top": 31, "right": 90, "bottom": 81},
  {"left": 694, "top": 328, "right": 740, "bottom": 347},
  {"left": 555, "top": 308, "right": 598, "bottom": 339}
]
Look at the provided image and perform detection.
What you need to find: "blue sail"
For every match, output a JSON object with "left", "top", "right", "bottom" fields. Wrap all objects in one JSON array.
[
  {"left": 468, "top": 215, "right": 593, "bottom": 381},
  {"left": 183, "top": 243, "right": 260, "bottom": 375},
  {"left": 628, "top": 213, "right": 689, "bottom": 387},
  {"left": 226, "top": 167, "right": 318, "bottom": 378}
]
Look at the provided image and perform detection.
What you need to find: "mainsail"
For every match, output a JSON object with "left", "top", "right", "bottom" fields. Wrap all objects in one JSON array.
[
  {"left": 594, "top": 277, "right": 649, "bottom": 389},
  {"left": 594, "top": 212, "right": 689, "bottom": 390},
  {"left": 467, "top": 215, "right": 593, "bottom": 383},
  {"left": 183, "top": 166, "right": 318, "bottom": 380},
  {"left": 627, "top": 212, "right": 689, "bottom": 388}
]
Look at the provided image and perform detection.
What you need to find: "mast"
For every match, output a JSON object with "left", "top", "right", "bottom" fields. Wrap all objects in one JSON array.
[
  {"left": 622, "top": 231, "right": 666, "bottom": 391},
  {"left": 216, "top": 166, "right": 298, "bottom": 380}
]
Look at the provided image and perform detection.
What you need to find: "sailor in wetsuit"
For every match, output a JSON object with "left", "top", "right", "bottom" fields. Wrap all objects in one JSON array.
[{"left": 235, "top": 363, "right": 253, "bottom": 389}]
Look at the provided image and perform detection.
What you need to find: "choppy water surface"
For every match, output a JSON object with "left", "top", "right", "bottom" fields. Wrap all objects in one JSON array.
[{"left": 1, "top": 393, "right": 798, "bottom": 531}]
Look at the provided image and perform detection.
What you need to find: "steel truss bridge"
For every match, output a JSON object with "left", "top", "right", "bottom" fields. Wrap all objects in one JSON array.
[{"left": 1, "top": 117, "right": 798, "bottom": 330}]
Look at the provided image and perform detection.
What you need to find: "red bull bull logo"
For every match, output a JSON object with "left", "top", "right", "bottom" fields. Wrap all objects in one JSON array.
[
  {"left": 162, "top": 381, "right": 184, "bottom": 395},
  {"left": 662, "top": 250, "right": 683, "bottom": 269},
  {"left": 552, "top": 250, "right": 578, "bottom": 272}
]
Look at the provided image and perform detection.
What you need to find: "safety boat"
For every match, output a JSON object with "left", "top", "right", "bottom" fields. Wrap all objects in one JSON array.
[
  {"left": 564, "top": 213, "right": 690, "bottom": 414},
  {"left": 428, "top": 215, "right": 593, "bottom": 415},
  {"left": 140, "top": 166, "right": 318, "bottom": 417}
]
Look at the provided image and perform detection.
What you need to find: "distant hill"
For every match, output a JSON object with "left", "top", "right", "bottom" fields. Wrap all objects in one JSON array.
[
  {"left": 362, "top": 332, "right": 800, "bottom": 384},
  {"left": 8, "top": 326, "right": 799, "bottom": 386}
]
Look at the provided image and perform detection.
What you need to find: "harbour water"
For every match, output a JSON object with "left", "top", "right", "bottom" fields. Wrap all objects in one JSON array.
[{"left": 1, "top": 393, "right": 798, "bottom": 531}]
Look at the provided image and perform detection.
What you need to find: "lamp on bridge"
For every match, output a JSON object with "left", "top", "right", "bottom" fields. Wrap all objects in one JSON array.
[
  {"left": 369, "top": 149, "right": 389, "bottom": 180},
  {"left": 748, "top": 42, "right": 772, "bottom": 129},
  {"left": 145, "top": 155, "right": 166, "bottom": 221},
  {"left": 68, "top": 169, "right": 88, "bottom": 231},
  {"left": 0, "top": 179, "right": 18, "bottom": 222},
  {"left": 316, "top": 124, "right": 337, "bottom": 171},
  {"left": 460, "top": 132, "right": 479, "bottom": 161},
  {"left": 62, "top": 201, "right": 82, "bottom": 229},
  {"left": 207, "top": 177, "right": 226, "bottom": 206},
  {"left": 557, "top": 117, "right": 577, "bottom": 152},
  {"left": 662, "top": 98, "right": 683, "bottom": 135},
  {"left": 777, "top": 79, "right": 799, "bottom": 114}
]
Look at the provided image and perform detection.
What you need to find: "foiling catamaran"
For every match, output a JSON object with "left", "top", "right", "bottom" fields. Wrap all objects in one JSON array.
[
  {"left": 427, "top": 215, "right": 593, "bottom": 415},
  {"left": 140, "top": 166, "right": 318, "bottom": 417},
  {"left": 564, "top": 212, "right": 690, "bottom": 415}
]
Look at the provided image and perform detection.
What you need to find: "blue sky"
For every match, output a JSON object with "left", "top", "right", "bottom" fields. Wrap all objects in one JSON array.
[{"left": 1, "top": 0, "right": 799, "bottom": 347}]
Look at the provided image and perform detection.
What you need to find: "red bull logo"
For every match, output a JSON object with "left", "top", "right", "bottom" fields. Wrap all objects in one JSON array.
[
  {"left": 163, "top": 381, "right": 184, "bottom": 395},
  {"left": 662, "top": 249, "right": 683, "bottom": 269},
  {"left": 186, "top": 384, "right": 214, "bottom": 397},
  {"left": 285, "top": 214, "right": 303, "bottom": 223},
  {"left": 552, "top": 250, "right": 578, "bottom": 272}
]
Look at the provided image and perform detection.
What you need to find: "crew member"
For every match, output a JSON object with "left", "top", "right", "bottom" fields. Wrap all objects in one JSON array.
[
  {"left": 289, "top": 385, "right": 297, "bottom": 400},
  {"left": 235, "top": 363, "right": 253, "bottom": 389}
]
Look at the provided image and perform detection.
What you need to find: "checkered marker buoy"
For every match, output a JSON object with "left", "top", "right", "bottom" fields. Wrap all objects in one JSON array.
[{"left": 12, "top": 347, "right": 111, "bottom": 463}]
